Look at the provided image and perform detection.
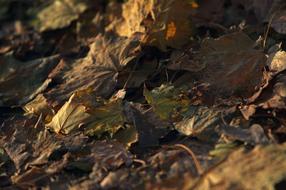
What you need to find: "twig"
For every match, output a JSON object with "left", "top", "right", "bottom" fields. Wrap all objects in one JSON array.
[
  {"left": 123, "top": 53, "right": 144, "bottom": 89},
  {"left": 171, "top": 144, "right": 204, "bottom": 175},
  {"left": 263, "top": 12, "right": 276, "bottom": 49}
]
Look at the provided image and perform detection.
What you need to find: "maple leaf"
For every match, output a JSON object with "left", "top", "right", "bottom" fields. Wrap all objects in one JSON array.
[
  {"left": 44, "top": 35, "right": 141, "bottom": 107},
  {"left": 144, "top": 84, "right": 190, "bottom": 121},
  {"left": 46, "top": 91, "right": 91, "bottom": 134}
]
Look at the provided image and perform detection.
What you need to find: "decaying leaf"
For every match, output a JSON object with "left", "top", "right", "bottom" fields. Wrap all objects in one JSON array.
[
  {"left": 194, "top": 32, "right": 267, "bottom": 98},
  {"left": 37, "top": 0, "right": 88, "bottom": 31},
  {"left": 175, "top": 106, "right": 221, "bottom": 141},
  {"left": 44, "top": 35, "right": 141, "bottom": 107},
  {"left": 115, "top": 0, "right": 195, "bottom": 50},
  {"left": 144, "top": 84, "right": 190, "bottom": 121},
  {"left": 193, "top": 144, "right": 286, "bottom": 190},
  {"left": 23, "top": 94, "right": 55, "bottom": 122},
  {"left": 0, "top": 53, "right": 60, "bottom": 106}
]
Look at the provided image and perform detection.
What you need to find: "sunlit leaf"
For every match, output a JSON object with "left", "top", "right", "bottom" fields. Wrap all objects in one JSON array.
[
  {"left": 114, "top": 0, "right": 195, "bottom": 51},
  {"left": 37, "top": 0, "right": 88, "bottom": 31}
]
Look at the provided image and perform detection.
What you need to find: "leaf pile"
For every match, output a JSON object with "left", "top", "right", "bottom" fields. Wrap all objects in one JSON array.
[{"left": 1, "top": 0, "right": 286, "bottom": 189}]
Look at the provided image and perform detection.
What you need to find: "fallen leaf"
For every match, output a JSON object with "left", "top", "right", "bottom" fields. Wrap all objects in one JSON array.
[
  {"left": 46, "top": 91, "right": 91, "bottom": 134},
  {"left": 44, "top": 35, "right": 141, "bottom": 107},
  {"left": 175, "top": 106, "right": 221, "bottom": 141},
  {"left": 23, "top": 94, "right": 55, "bottom": 122},
  {"left": 195, "top": 32, "right": 267, "bottom": 98},
  {"left": 0, "top": 53, "right": 60, "bottom": 106},
  {"left": 267, "top": 50, "right": 286, "bottom": 73},
  {"left": 115, "top": 0, "right": 195, "bottom": 51},
  {"left": 37, "top": 0, "right": 88, "bottom": 31},
  {"left": 144, "top": 84, "right": 190, "bottom": 121},
  {"left": 193, "top": 144, "right": 286, "bottom": 190},
  {"left": 83, "top": 95, "right": 125, "bottom": 138}
]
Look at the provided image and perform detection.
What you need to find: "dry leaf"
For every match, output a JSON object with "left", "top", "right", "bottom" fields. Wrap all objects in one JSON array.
[
  {"left": 0, "top": 53, "right": 60, "bottom": 106},
  {"left": 193, "top": 144, "right": 286, "bottom": 190},
  {"left": 195, "top": 32, "right": 267, "bottom": 98},
  {"left": 45, "top": 35, "right": 141, "bottom": 107},
  {"left": 115, "top": 0, "right": 195, "bottom": 51},
  {"left": 175, "top": 106, "right": 221, "bottom": 141},
  {"left": 37, "top": 0, "right": 88, "bottom": 31},
  {"left": 46, "top": 91, "right": 91, "bottom": 134}
]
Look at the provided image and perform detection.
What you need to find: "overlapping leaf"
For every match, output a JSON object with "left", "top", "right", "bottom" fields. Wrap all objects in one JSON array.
[
  {"left": 46, "top": 90, "right": 125, "bottom": 137},
  {"left": 144, "top": 84, "right": 190, "bottom": 121},
  {"left": 44, "top": 35, "right": 141, "bottom": 107},
  {"left": 0, "top": 53, "right": 60, "bottom": 106},
  {"left": 114, "top": 0, "right": 195, "bottom": 51}
]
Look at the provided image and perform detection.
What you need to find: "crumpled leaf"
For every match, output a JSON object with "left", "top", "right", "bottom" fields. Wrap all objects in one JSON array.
[
  {"left": 23, "top": 94, "right": 55, "bottom": 122},
  {"left": 44, "top": 35, "right": 141, "bottom": 107},
  {"left": 240, "top": 71, "right": 286, "bottom": 119},
  {"left": 37, "top": 0, "right": 88, "bottom": 32},
  {"left": 0, "top": 53, "right": 60, "bottom": 106},
  {"left": 144, "top": 84, "right": 190, "bottom": 121},
  {"left": 194, "top": 32, "right": 267, "bottom": 98},
  {"left": 267, "top": 50, "right": 286, "bottom": 73},
  {"left": 174, "top": 106, "right": 221, "bottom": 141},
  {"left": 193, "top": 144, "right": 286, "bottom": 190},
  {"left": 115, "top": 0, "right": 195, "bottom": 51}
]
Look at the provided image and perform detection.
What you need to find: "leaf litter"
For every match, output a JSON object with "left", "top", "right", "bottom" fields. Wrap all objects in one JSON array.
[{"left": 1, "top": 0, "right": 286, "bottom": 189}]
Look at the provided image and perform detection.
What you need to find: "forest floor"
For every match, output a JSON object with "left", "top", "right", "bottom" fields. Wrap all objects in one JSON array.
[{"left": 1, "top": 0, "right": 286, "bottom": 189}]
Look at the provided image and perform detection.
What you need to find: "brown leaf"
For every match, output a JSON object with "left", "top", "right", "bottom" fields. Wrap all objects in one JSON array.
[
  {"left": 195, "top": 32, "right": 267, "bottom": 98},
  {"left": 44, "top": 35, "right": 141, "bottom": 107},
  {"left": 114, "top": 0, "right": 194, "bottom": 51},
  {"left": 193, "top": 144, "right": 286, "bottom": 190},
  {"left": 0, "top": 53, "right": 60, "bottom": 106}
]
